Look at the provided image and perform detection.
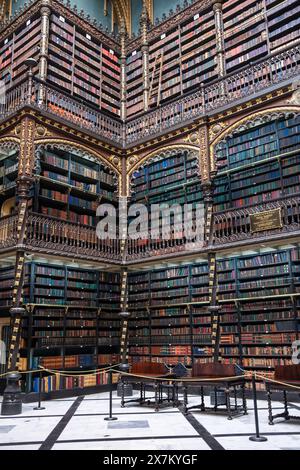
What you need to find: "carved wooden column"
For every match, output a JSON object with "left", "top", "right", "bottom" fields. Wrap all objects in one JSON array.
[
  {"left": 140, "top": 1, "right": 150, "bottom": 112},
  {"left": 9, "top": 117, "right": 36, "bottom": 370},
  {"left": 213, "top": 0, "right": 226, "bottom": 79},
  {"left": 213, "top": 0, "right": 226, "bottom": 102},
  {"left": 1, "top": 116, "right": 36, "bottom": 415},
  {"left": 120, "top": 19, "right": 127, "bottom": 122},
  {"left": 198, "top": 121, "right": 214, "bottom": 242},
  {"left": 38, "top": 0, "right": 51, "bottom": 104}
]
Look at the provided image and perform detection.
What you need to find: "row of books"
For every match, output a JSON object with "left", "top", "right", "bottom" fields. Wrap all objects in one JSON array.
[{"left": 33, "top": 371, "right": 116, "bottom": 392}]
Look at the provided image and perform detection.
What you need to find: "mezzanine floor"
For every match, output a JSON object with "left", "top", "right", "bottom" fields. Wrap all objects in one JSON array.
[{"left": 0, "top": 392, "right": 299, "bottom": 451}]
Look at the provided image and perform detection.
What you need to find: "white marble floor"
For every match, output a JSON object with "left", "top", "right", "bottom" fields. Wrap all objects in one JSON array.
[{"left": 0, "top": 392, "right": 299, "bottom": 450}]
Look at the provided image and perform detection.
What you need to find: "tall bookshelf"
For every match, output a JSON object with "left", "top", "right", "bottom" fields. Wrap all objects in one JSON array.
[
  {"left": 0, "top": 147, "right": 18, "bottom": 216},
  {"left": 128, "top": 248, "right": 300, "bottom": 380},
  {"left": 213, "top": 113, "right": 300, "bottom": 214},
  {"left": 130, "top": 149, "right": 202, "bottom": 240},
  {"left": 128, "top": 263, "right": 210, "bottom": 368},
  {"left": 266, "top": 0, "right": 300, "bottom": 52},
  {"left": 19, "top": 262, "right": 121, "bottom": 393},
  {"left": 0, "top": 13, "right": 40, "bottom": 88},
  {"left": 35, "top": 146, "right": 117, "bottom": 226},
  {"left": 48, "top": 12, "right": 121, "bottom": 117},
  {"left": 223, "top": 0, "right": 269, "bottom": 73},
  {"left": 126, "top": 48, "right": 144, "bottom": 117}
]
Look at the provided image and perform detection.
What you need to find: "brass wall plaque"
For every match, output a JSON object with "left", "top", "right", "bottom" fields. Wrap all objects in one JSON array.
[{"left": 250, "top": 208, "right": 282, "bottom": 233}]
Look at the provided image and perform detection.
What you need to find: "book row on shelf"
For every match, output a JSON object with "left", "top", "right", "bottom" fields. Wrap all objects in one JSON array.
[
  {"left": 32, "top": 372, "right": 118, "bottom": 393},
  {"left": 28, "top": 354, "right": 120, "bottom": 370},
  {"left": 127, "top": 244, "right": 300, "bottom": 373},
  {"left": 1, "top": 0, "right": 299, "bottom": 116}
]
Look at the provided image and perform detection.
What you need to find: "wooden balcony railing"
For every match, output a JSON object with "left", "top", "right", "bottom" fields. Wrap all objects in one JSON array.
[
  {"left": 127, "top": 44, "right": 300, "bottom": 144},
  {"left": 0, "top": 44, "right": 298, "bottom": 147},
  {"left": 0, "top": 215, "right": 18, "bottom": 249},
  {"left": 2, "top": 199, "right": 300, "bottom": 260},
  {"left": 26, "top": 213, "right": 122, "bottom": 261},
  {"left": 0, "top": 80, "right": 29, "bottom": 119},
  {"left": 126, "top": 236, "right": 205, "bottom": 260},
  {"left": 212, "top": 196, "right": 300, "bottom": 245},
  {"left": 39, "top": 83, "right": 124, "bottom": 145},
  {"left": 126, "top": 90, "right": 204, "bottom": 144}
]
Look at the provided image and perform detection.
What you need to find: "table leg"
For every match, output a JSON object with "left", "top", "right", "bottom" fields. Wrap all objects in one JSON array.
[
  {"left": 283, "top": 390, "right": 290, "bottom": 420},
  {"left": 121, "top": 380, "right": 125, "bottom": 408},
  {"left": 267, "top": 387, "right": 274, "bottom": 425},
  {"left": 225, "top": 387, "right": 232, "bottom": 420},
  {"left": 200, "top": 386, "right": 205, "bottom": 411},
  {"left": 154, "top": 381, "right": 159, "bottom": 412},
  {"left": 242, "top": 384, "right": 248, "bottom": 415},
  {"left": 140, "top": 382, "right": 143, "bottom": 404},
  {"left": 183, "top": 384, "right": 188, "bottom": 415}
]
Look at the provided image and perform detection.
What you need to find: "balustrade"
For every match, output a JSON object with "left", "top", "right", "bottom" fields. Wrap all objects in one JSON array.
[
  {"left": 26, "top": 213, "right": 121, "bottom": 261},
  {"left": 0, "top": 215, "right": 18, "bottom": 249},
  {"left": 212, "top": 197, "right": 300, "bottom": 245},
  {"left": 0, "top": 45, "right": 298, "bottom": 146}
]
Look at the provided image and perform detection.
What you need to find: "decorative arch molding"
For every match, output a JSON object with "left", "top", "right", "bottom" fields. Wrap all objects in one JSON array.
[
  {"left": 35, "top": 138, "right": 121, "bottom": 171},
  {"left": 0, "top": 137, "right": 20, "bottom": 148},
  {"left": 127, "top": 144, "right": 200, "bottom": 176},
  {"left": 127, "top": 144, "right": 201, "bottom": 196},
  {"left": 210, "top": 106, "right": 300, "bottom": 172},
  {"left": 35, "top": 140, "right": 120, "bottom": 194}
]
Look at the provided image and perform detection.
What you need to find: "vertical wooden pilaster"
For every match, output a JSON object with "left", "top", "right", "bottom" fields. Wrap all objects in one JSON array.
[
  {"left": 38, "top": 0, "right": 51, "bottom": 103},
  {"left": 140, "top": 1, "right": 150, "bottom": 112},
  {"left": 120, "top": 19, "right": 127, "bottom": 122},
  {"left": 119, "top": 268, "right": 129, "bottom": 364},
  {"left": 8, "top": 116, "right": 35, "bottom": 371},
  {"left": 213, "top": 1, "right": 226, "bottom": 78}
]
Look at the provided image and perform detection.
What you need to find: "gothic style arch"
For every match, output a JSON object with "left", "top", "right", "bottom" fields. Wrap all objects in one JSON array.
[
  {"left": 35, "top": 138, "right": 121, "bottom": 193},
  {"left": 127, "top": 144, "right": 201, "bottom": 196},
  {"left": 210, "top": 106, "right": 300, "bottom": 172}
]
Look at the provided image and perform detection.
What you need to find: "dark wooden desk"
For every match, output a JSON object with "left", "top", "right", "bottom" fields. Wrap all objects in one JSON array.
[
  {"left": 265, "top": 365, "right": 300, "bottom": 425},
  {"left": 119, "top": 363, "right": 178, "bottom": 411},
  {"left": 182, "top": 364, "right": 247, "bottom": 420}
]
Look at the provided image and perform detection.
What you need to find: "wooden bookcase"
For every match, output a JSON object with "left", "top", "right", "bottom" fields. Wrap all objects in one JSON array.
[{"left": 19, "top": 262, "right": 121, "bottom": 393}]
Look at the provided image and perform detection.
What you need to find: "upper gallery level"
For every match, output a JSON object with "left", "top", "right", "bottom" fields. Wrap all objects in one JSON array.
[{"left": 0, "top": 0, "right": 299, "bottom": 146}]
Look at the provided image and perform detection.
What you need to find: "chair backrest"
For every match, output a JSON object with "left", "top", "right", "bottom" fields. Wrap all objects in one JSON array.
[
  {"left": 274, "top": 365, "right": 300, "bottom": 381},
  {"left": 131, "top": 362, "right": 167, "bottom": 375},
  {"left": 172, "top": 362, "right": 189, "bottom": 377},
  {"left": 192, "top": 363, "right": 237, "bottom": 378}
]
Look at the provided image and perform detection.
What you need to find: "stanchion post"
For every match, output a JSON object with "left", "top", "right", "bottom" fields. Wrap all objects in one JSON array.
[
  {"left": 104, "top": 369, "right": 117, "bottom": 421},
  {"left": 249, "top": 373, "right": 267, "bottom": 442},
  {"left": 33, "top": 370, "right": 45, "bottom": 411}
]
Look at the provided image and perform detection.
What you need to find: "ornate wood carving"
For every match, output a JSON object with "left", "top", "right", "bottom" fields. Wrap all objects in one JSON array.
[{"left": 198, "top": 123, "right": 210, "bottom": 182}]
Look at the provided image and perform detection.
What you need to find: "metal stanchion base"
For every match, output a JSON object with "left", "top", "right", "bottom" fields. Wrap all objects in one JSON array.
[
  {"left": 249, "top": 436, "right": 268, "bottom": 442},
  {"left": 33, "top": 406, "right": 46, "bottom": 410},
  {"left": 104, "top": 416, "right": 118, "bottom": 421}
]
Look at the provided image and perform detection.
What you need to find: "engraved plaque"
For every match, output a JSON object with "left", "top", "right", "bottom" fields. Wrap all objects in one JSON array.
[{"left": 250, "top": 208, "right": 282, "bottom": 233}]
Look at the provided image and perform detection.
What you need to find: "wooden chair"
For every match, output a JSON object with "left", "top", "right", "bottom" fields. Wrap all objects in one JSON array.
[{"left": 265, "top": 365, "right": 300, "bottom": 425}]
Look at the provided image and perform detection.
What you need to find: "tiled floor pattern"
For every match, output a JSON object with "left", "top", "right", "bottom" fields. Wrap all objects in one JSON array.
[{"left": 0, "top": 392, "right": 299, "bottom": 450}]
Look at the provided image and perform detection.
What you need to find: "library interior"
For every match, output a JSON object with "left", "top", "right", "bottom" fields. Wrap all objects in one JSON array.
[{"left": 0, "top": 0, "right": 299, "bottom": 452}]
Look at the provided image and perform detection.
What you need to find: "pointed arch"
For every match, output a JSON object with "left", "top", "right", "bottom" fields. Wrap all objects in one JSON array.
[
  {"left": 210, "top": 106, "right": 300, "bottom": 172},
  {"left": 35, "top": 138, "right": 121, "bottom": 194},
  {"left": 127, "top": 144, "right": 200, "bottom": 197}
]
